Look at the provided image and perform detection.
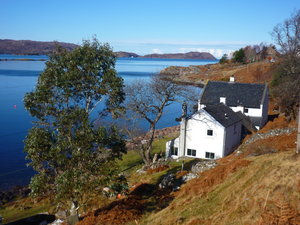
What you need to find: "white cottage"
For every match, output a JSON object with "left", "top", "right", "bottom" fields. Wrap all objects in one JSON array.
[
  {"left": 166, "top": 77, "right": 269, "bottom": 160},
  {"left": 166, "top": 103, "right": 242, "bottom": 159}
]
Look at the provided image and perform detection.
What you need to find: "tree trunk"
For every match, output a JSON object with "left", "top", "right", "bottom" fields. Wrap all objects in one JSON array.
[
  {"left": 144, "top": 125, "right": 156, "bottom": 165},
  {"left": 297, "top": 104, "right": 300, "bottom": 154},
  {"left": 67, "top": 200, "right": 79, "bottom": 225}
]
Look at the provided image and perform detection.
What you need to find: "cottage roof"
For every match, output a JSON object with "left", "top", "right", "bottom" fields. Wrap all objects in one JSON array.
[
  {"left": 203, "top": 103, "right": 242, "bottom": 128},
  {"left": 200, "top": 81, "right": 267, "bottom": 108}
]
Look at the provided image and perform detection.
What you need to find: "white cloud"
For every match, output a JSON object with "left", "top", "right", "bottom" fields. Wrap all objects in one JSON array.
[
  {"left": 178, "top": 47, "right": 234, "bottom": 58},
  {"left": 151, "top": 48, "right": 163, "bottom": 54}
]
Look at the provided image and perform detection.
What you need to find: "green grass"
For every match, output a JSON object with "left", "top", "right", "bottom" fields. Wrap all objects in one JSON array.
[
  {"left": 0, "top": 200, "right": 51, "bottom": 224},
  {"left": 117, "top": 136, "right": 175, "bottom": 172}
]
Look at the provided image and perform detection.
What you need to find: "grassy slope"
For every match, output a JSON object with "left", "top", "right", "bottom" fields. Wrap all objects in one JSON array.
[{"left": 140, "top": 150, "right": 300, "bottom": 225}]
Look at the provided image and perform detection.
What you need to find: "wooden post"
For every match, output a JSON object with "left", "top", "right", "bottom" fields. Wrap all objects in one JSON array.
[{"left": 297, "top": 104, "right": 300, "bottom": 154}]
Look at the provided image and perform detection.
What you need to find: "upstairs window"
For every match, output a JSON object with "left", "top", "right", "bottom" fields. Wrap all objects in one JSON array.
[
  {"left": 244, "top": 108, "right": 249, "bottom": 113},
  {"left": 171, "top": 147, "right": 178, "bottom": 156},
  {"left": 207, "top": 129, "right": 213, "bottom": 136},
  {"left": 205, "top": 152, "right": 215, "bottom": 159},
  {"left": 187, "top": 149, "right": 196, "bottom": 157}
]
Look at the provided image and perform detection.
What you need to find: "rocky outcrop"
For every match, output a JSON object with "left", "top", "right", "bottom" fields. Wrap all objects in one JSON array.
[{"left": 244, "top": 128, "right": 297, "bottom": 145}]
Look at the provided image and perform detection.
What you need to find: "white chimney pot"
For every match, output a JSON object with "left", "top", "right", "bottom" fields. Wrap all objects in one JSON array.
[{"left": 220, "top": 97, "right": 226, "bottom": 105}]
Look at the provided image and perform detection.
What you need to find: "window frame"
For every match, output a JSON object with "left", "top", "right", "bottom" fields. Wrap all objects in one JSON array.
[
  {"left": 205, "top": 152, "right": 215, "bottom": 159},
  {"left": 187, "top": 148, "right": 196, "bottom": 157},
  {"left": 207, "top": 129, "right": 213, "bottom": 136},
  {"left": 170, "top": 147, "right": 178, "bottom": 156}
]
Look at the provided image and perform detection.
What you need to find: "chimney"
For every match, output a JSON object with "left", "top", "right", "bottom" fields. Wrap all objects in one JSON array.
[
  {"left": 179, "top": 103, "right": 187, "bottom": 157},
  {"left": 220, "top": 97, "right": 226, "bottom": 105},
  {"left": 229, "top": 76, "right": 235, "bottom": 83}
]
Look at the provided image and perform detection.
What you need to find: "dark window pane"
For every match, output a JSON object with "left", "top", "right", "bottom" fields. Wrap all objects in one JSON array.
[
  {"left": 192, "top": 150, "right": 196, "bottom": 156},
  {"left": 174, "top": 147, "right": 178, "bottom": 155},
  {"left": 187, "top": 149, "right": 191, "bottom": 155},
  {"left": 207, "top": 130, "right": 213, "bottom": 136}
]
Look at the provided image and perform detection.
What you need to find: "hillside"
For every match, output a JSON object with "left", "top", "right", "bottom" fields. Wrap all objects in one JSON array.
[
  {"left": 74, "top": 116, "right": 299, "bottom": 225},
  {"left": 0, "top": 39, "right": 77, "bottom": 55},
  {"left": 160, "top": 61, "right": 278, "bottom": 86}
]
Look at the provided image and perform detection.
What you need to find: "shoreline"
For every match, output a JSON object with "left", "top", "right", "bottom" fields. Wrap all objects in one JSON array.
[{"left": 0, "top": 58, "right": 46, "bottom": 61}]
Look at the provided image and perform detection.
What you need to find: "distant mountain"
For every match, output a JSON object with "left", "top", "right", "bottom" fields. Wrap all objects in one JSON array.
[
  {"left": 0, "top": 39, "right": 78, "bottom": 55},
  {"left": 115, "top": 51, "right": 139, "bottom": 58},
  {"left": 0, "top": 39, "right": 217, "bottom": 60},
  {"left": 141, "top": 52, "right": 216, "bottom": 60}
]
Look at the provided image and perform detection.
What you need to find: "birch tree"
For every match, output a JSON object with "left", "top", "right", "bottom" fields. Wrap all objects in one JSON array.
[{"left": 125, "top": 75, "right": 194, "bottom": 165}]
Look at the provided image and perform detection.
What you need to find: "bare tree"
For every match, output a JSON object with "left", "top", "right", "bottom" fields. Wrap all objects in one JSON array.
[
  {"left": 270, "top": 10, "right": 300, "bottom": 121},
  {"left": 125, "top": 75, "right": 195, "bottom": 165},
  {"left": 272, "top": 10, "right": 300, "bottom": 56}
]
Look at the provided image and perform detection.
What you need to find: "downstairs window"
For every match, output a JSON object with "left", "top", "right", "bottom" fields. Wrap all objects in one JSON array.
[
  {"left": 171, "top": 147, "right": 178, "bottom": 156},
  {"left": 205, "top": 152, "right": 215, "bottom": 159},
  {"left": 187, "top": 149, "right": 196, "bottom": 157}
]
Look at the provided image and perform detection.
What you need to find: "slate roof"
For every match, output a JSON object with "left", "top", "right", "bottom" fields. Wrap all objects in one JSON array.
[
  {"left": 235, "top": 111, "right": 258, "bottom": 132},
  {"left": 203, "top": 103, "right": 242, "bottom": 128},
  {"left": 200, "top": 81, "right": 267, "bottom": 108}
]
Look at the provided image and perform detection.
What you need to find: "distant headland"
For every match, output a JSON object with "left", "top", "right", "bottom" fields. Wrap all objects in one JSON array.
[{"left": 0, "top": 39, "right": 216, "bottom": 60}]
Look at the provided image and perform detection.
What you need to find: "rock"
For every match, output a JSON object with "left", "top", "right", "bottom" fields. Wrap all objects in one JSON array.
[
  {"left": 50, "top": 219, "right": 64, "bottom": 225},
  {"left": 159, "top": 174, "right": 176, "bottom": 189},
  {"left": 191, "top": 160, "right": 217, "bottom": 174},
  {"left": 182, "top": 173, "right": 198, "bottom": 182},
  {"left": 55, "top": 210, "right": 67, "bottom": 220}
]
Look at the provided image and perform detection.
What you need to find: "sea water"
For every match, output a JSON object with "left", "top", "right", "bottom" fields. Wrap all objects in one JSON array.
[{"left": 0, "top": 55, "right": 217, "bottom": 190}]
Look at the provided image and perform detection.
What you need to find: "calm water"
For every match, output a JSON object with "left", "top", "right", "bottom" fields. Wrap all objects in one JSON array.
[{"left": 0, "top": 55, "right": 217, "bottom": 190}]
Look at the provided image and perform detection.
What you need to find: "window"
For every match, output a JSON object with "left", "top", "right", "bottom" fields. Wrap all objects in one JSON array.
[
  {"left": 205, "top": 152, "right": 215, "bottom": 159},
  {"left": 244, "top": 108, "right": 249, "bottom": 113},
  {"left": 171, "top": 147, "right": 178, "bottom": 156},
  {"left": 187, "top": 149, "right": 196, "bottom": 156},
  {"left": 207, "top": 129, "right": 213, "bottom": 136}
]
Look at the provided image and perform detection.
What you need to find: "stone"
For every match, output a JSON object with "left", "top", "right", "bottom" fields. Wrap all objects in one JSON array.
[
  {"left": 182, "top": 173, "right": 198, "bottom": 182},
  {"left": 159, "top": 174, "right": 175, "bottom": 189},
  {"left": 50, "top": 219, "right": 64, "bottom": 225},
  {"left": 55, "top": 210, "right": 67, "bottom": 220},
  {"left": 191, "top": 160, "right": 217, "bottom": 174}
]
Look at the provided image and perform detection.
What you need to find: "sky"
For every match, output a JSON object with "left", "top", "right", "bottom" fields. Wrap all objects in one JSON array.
[{"left": 0, "top": 0, "right": 299, "bottom": 58}]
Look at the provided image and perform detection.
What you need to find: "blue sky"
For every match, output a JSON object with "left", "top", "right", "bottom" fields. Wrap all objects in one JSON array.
[{"left": 1, "top": 0, "right": 299, "bottom": 57}]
